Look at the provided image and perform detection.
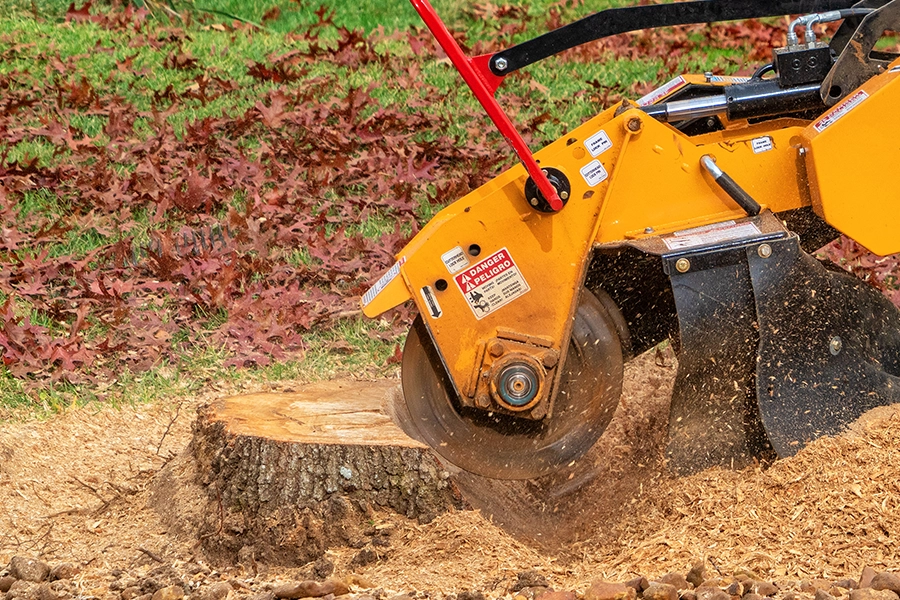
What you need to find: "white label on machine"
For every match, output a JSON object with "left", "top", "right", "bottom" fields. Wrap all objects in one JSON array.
[
  {"left": 441, "top": 246, "right": 469, "bottom": 274},
  {"left": 662, "top": 221, "right": 762, "bottom": 251},
  {"left": 361, "top": 257, "right": 406, "bottom": 307},
  {"left": 813, "top": 90, "right": 869, "bottom": 132},
  {"left": 751, "top": 136, "right": 774, "bottom": 153},
  {"left": 420, "top": 286, "right": 442, "bottom": 319},
  {"left": 580, "top": 160, "right": 609, "bottom": 187},
  {"left": 637, "top": 76, "right": 687, "bottom": 106},
  {"left": 454, "top": 247, "right": 530, "bottom": 320},
  {"left": 708, "top": 75, "right": 750, "bottom": 84},
  {"left": 585, "top": 130, "right": 613, "bottom": 157}
]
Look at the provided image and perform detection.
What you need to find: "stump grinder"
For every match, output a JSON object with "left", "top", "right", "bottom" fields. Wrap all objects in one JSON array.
[{"left": 361, "top": 0, "right": 900, "bottom": 479}]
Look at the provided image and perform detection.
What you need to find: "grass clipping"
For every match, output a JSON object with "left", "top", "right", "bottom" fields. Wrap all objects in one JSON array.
[{"left": 368, "top": 404, "right": 900, "bottom": 591}]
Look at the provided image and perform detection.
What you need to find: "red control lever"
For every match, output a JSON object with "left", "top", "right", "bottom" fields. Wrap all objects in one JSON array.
[{"left": 409, "top": 0, "right": 563, "bottom": 211}]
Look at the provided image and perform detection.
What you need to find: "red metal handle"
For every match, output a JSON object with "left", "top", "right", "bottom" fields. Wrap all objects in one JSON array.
[{"left": 409, "top": 0, "right": 563, "bottom": 211}]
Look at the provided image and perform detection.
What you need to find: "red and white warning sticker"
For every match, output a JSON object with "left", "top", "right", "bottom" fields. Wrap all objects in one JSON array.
[
  {"left": 813, "top": 90, "right": 868, "bottom": 132},
  {"left": 454, "top": 248, "right": 530, "bottom": 320},
  {"left": 662, "top": 220, "right": 761, "bottom": 251},
  {"left": 361, "top": 257, "right": 406, "bottom": 307},
  {"left": 636, "top": 76, "right": 687, "bottom": 106}
]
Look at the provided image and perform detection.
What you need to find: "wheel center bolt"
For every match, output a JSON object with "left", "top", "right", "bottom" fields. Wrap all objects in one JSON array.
[{"left": 497, "top": 364, "right": 538, "bottom": 407}]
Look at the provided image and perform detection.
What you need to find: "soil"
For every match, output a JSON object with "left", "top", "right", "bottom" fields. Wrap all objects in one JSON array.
[{"left": 1, "top": 349, "right": 899, "bottom": 600}]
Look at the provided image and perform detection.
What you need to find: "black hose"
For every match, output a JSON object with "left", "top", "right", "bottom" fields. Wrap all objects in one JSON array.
[
  {"left": 838, "top": 7, "right": 875, "bottom": 18},
  {"left": 750, "top": 63, "right": 776, "bottom": 80}
]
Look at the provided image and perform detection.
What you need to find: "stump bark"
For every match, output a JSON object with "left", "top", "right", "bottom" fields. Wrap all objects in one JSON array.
[{"left": 151, "top": 380, "right": 466, "bottom": 566}]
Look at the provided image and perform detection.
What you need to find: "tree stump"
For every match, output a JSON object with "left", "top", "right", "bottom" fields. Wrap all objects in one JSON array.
[{"left": 150, "top": 380, "right": 466, "bottom": 566}]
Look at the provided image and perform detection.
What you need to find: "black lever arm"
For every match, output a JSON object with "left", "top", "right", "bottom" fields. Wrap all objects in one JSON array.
[{"left": 489, "top": 0, "right": 860, "bottom": 76}]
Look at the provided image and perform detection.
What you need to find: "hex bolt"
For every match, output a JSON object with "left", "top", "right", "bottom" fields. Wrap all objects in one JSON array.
[
  {"left": 758, "top": 243, "right": 773, "bottom": 258},
  {"left": 529, "top": 197, "right": 539, "bottom": 206},
  {"left": 627, "top": 117, "right": 642, "bottom": 132},
  {"left": 494, "top": 57, "right": 508, "bottom": 72},
  {"left": 675, "top": 258, "right": 691, "bottom": 273},
  {"left": 540, "top": 349, "right": 559, "bottom": 369},
  {"left": 560, "top": 191, "right": 569, "bottom": 201},
  {"left": 829, "top": 336, "right": 843, "bottom": 356},
  {"left": 488, "top": 340, "right": 505, "bottom": 358}
]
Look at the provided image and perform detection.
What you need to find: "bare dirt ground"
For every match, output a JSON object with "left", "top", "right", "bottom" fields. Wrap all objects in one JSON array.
[{"left": 1, "top": 350, "right": 899, "bottom": 600}]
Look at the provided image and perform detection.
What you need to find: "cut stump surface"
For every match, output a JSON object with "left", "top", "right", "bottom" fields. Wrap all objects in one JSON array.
[{"left": 151, "top": 380, "right": 466, "bottom": 566}]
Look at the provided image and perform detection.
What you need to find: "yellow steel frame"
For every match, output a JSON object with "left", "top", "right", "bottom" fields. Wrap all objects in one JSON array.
[{"left": 362, "top": 62, "right": 900, "bottom": 407}]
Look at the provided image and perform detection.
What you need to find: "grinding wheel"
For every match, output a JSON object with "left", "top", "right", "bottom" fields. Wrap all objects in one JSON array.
[{"left": 401, "top": 288, "right": 625, "bottom": 480}]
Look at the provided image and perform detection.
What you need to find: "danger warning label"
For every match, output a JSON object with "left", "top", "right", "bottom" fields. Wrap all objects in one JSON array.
[
  {"left": 454, "top": 248, "right": 530, "bottom": 320},
  {"left": 814, "top": 89, "right": 868, "bottom": 132}
]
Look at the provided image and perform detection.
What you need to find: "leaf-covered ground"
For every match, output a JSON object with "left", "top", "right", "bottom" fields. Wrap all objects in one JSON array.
[{"left": 0, "top": 1, "right": 897, "bottom": 406}]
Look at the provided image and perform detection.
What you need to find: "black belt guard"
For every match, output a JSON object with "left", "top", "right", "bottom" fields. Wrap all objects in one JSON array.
[{"left": 664, "top": 232, "right": 900, "bottom": 474}]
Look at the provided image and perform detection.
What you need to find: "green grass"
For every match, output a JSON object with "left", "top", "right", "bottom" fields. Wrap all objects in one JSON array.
[
  {"left": 10, "top": 188, "right": 158, "bottom": 260},
  {"left": 0, "top": 318, "right": 402, "bottom": 418},
  {"left": 0, "top": 0, "right": 757, "bottom": 416}
]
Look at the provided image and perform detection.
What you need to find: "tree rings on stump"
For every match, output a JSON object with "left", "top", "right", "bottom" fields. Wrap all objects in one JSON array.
[{"left": 149, "top": 380, "right": 467, "bottom": 566}]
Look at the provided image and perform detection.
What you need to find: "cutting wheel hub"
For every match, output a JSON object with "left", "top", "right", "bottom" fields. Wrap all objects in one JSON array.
[
  {"left": 400, "top": 288, "right": 625, "bottom": 480},
  {"left": 492, "top": 357, "right": 544, "bottom": 411}
]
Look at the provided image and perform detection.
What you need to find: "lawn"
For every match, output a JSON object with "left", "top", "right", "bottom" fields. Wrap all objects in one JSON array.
[{"left": 0, "top": 0, "right": 847, "bottom": 411}]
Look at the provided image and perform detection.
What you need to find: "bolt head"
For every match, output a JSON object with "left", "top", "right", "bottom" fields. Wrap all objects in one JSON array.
[
  {"left": 829, "top": 336, "right": 843, "bottom": 355},
  {"left": 675, "top": 258, "right": 690, "bottom": 273},
  {"left": 494, "top": 57, "right": 508, "bottom": 71},
  {"left": 540, "top": 349, "right": 559, "bottom": 369},
  {"left": 559, "top": 191, "right": 569, "bottom": 201},
  {"left": 644, "top": 227, "right": 655, "bottom": 234},
  {"left": 529, "top": 197, "right": 539, "bottom": 206},
  {"left": 758, "top": 243, "right": 772, "bottom": 259},
  {"left": 626, "top": 117, "right": 642, "bottom": 132}
]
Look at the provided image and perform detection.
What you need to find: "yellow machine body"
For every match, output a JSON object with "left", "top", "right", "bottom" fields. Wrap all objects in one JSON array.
[
  {"left": 802, "top": 57, "right": 900, "bottom": 256},
  {"left": 362, "top": 64, "right": 900, "bottom": 422}
]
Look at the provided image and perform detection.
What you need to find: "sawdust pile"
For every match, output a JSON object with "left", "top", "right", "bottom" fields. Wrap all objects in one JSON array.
[
  {"left": 594, "top": 405, "right": 900, "bottom": 581},
  {"left": 364, "top": 404, "right": 900, "bottom": 592},
  {"left": 0, "top": 373, "right": 899, "bottom": 597}
]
